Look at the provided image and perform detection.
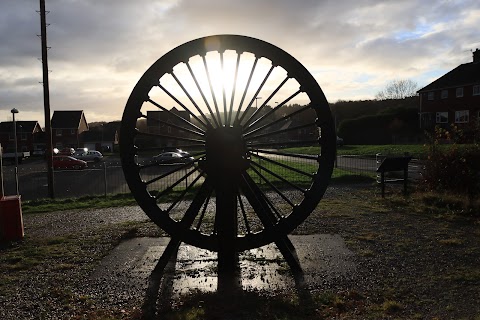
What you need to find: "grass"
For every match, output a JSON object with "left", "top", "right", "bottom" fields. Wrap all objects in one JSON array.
[{"left": 283, "top": 143, "right": 479, "bottom": 159}]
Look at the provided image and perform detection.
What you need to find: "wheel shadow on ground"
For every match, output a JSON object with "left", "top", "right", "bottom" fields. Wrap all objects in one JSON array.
[{"left": 139, "top": 235, "right": 352, "bottom": 319}]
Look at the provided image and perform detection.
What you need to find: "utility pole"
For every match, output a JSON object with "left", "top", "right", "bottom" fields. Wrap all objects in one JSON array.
[{"left": 39, "top": 0, "right": 55, "bottom": 198}]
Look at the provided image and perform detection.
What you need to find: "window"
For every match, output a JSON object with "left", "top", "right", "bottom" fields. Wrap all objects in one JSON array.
[
  {"left": 436, "top": 112, "right": 448, "bottom": 123},
  {"left": 427, "top": 92, "right": 434, "bottom": 100},
  {"left": 455, "top": 110, "right": 469, "bottom": 123},
  {"left": 456, "top": 87, "right": 464, "bottom": 97},
  {"left": 56, "top": 129, "right": 62, "bottom": 136},
  {"left": 474, "top": 85, "right": 480, "bottom": 96},
  {"left": 441, "top": 90, "right": 448, "bottom": 99}
]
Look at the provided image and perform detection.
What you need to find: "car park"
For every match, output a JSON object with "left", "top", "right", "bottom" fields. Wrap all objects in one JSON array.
[
  {"left": 53, "top": 156, "right": 87, "bottom": 170},
  {"left": 153, "top": 151, "right": 194, "bottom": 164},
  {"left": 74, "top": 150, "right": 103, "bottom": 162}
]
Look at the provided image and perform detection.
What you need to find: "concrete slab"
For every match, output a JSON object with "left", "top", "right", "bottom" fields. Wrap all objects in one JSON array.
[{"left": 90, "top": 234, "right": 356, "bottom": 301}]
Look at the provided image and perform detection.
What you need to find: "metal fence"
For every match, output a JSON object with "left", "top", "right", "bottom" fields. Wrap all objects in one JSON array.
[{"left": 0, "top": 154, "right": 422, "bottom": 201}]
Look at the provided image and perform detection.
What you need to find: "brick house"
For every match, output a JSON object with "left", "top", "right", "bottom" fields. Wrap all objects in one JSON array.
[
  {"left": 146, "top": 108, "right": 192, "bottom": 147},
  {"left": 51, "top": 110, "right": 89, "bottom": 149},
  {"left": 0, "top": 121, "right": 43, "bottom": 154},
  {"left": 418, "top": 49, "right": 480, "bottom": 130}
]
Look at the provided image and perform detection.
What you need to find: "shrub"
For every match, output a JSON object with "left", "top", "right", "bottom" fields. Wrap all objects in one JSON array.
[{"left": 422, "top": 126, "right": 480, "bottom": 199}]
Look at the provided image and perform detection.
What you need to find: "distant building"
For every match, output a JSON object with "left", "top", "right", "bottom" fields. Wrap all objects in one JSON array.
[
  {"left": 51, "top": 110, "right": 89, "bottom": 148},
  {"left": 0, "top": 121, "right": 43, "bottom": 154},
  {"left": 146, "top": 108, "right": 192, "bottom": 147},
  {"left": 418, "top": 49, "right": 480, "bottom": 130}
]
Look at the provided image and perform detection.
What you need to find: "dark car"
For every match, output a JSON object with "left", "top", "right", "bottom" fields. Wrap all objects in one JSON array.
[{"left": 53, "top": 156, "right": 87, "bottom": 170}]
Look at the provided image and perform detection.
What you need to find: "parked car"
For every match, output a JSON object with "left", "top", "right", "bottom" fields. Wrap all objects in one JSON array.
[
  {"left": 160, "top": 147, "right": 190, "bottom": 156},
  {"left": 53, "top": 156, "right": 87, "bottom": 170},
  {"left": 74, "top": 150, "right": 103, "bottom": 162},
  {"left": 153, "top": 152, "right": 194, "bottom": 164},
  {"left": 54, "top": 147, "right": 75, "bottom": 156}
]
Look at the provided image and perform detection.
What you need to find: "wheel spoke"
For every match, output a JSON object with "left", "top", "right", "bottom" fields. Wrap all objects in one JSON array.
[
  {"left": 136, "top": 130, "right": 206, "bottom": 145},
  {"left": 244, "top": 123, "right": 316, "bottom": 142},
  {"left": 239, "top": 172, "right": 280, "bottom": 228},
  {"left": 141, "top": 113, "right": 204, "bottom": 138},
  {"left": 243, "top": 101, "right": 309, "bottom": 137},
  {"left": 165, "top": 173, "right": 204, "bottom": 214},
  {"left": 227, "top": 52, "right": 241, "bottom": 127},
  {"left": 171, "top": 71, "right": 214, "bottom": 129},
  {"left": 202, "top": 55, "right": 222, "bottom": 126},
  {"left": 144, "top": 161, "right": 200, "bottom": 186},
  {"left": 250, "top": 160, "right": 306, "bottom": 193},
  {"left": 238, "top": 65, "right": 275, "bottom": 124},
  {"left": 233, "top": 57, "right": 259, "bottom": 125},
  {"left": 237, "top": 194, "right": 251, "bottom": 234},
  {"left": 148, "top": 98, "right": 205, "bottom": 133},
  {"left": 154, "top": 167, "right": 199, "bottom": 200},
  {"left": 220, "top": 51, "right": 228, "bottom": 125},
  {"left": 178, "top": 178, "right": 214, "bottom": 229},
  {"left": 186, "top": 61, "right": 220, "bottom": 128},
  {"left": 140, "top": 152, "right": 205, "bottom": 170},
  {"left": 195, "top": 189, "right": 213, "bottom": 230},
  {"left": 248, "top": 165, "right": 296, "bottom": 208},
  {"left": 249, "top": 151, "right": 314, "bottom": 178},
  {"left": 243, "top": 76, "right": 289, "bottom": 127},
  {"left": 158, "top": 83, "right": 209, "bottom": 129}
]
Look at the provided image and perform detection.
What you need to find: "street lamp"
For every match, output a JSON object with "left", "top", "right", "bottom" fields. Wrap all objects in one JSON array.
[
  {"left": 11, "top": 108, "right": 19, "bottom": 195},
  {"left": 255, "top": 97, "right": 262, "bottom": 109}
]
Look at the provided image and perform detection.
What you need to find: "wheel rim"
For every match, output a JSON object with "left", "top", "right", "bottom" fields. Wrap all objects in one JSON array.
[{"left": 120, "top": 35, "right": 336, "bottom": 251}]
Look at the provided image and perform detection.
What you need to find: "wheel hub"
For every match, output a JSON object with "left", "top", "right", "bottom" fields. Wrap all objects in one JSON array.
[{"left": 203, "top": 126, "right": 248, "bottom": 183}]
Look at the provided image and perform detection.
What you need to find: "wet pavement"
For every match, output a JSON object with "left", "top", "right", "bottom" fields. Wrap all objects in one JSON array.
[{"left": 89, "top": 234, "right": 356, "bottom": 302}]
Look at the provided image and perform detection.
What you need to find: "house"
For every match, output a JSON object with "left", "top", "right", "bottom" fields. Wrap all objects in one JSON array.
[
  {"left": 80, "top": 122, "right": 119, "bottom": 152},
  {"left": 0, "top": 121, "right": 43, "bottom": 154},
  {"left": 146, "top": 108, "right": 192, "bottom": 147},
  {"left": 418, "top": 49, "right": 480, "bottom": 130},
  {"left": 51, "top": 110, "right": 89, "bottom": 149}
]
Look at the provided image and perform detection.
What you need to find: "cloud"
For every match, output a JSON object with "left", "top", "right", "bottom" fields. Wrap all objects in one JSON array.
[{"left": 0, "top": 0, "right": 479, "bottom": 125}]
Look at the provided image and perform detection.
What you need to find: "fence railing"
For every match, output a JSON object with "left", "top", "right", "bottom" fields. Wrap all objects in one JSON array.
[{"left": 0, "top": 155, "right": 422, "bottom": 201}]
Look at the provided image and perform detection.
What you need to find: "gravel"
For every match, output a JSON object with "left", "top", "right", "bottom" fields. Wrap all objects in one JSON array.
[{"left": 1, "top": 183, "right": 479, "bottom": 319}]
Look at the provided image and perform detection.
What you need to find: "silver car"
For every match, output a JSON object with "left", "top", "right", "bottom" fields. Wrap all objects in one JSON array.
[
  {"left": 74, "top": 150, "right": 103, "bottom": 162},
  {"left": 153, "top": 151, "right": 194, "bottom": 164}
]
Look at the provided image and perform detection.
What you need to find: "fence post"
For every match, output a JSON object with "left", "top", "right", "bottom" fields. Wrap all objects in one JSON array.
[{"left": 103, "top": 161, "right": 107, "bottom": 198}]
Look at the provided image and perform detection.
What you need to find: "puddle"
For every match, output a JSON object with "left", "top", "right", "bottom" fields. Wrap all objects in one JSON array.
[{"left": 90, "top": 234, "right": 356, "bottom": 299}]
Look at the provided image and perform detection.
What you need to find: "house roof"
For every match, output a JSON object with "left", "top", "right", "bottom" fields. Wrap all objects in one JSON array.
[
  {"left": 418, "top": 60, "right": 480, "bottom": 93},
  {"left": 0, "top": 121, "right": 42, "bottom": 134},
  {"left": 51, "top": 110, "right": 87, "bottom": 129}
]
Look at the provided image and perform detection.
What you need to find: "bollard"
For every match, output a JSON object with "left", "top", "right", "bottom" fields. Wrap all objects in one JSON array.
[{"left": 0, "top": 195, "right": 24, "bottom": 242}]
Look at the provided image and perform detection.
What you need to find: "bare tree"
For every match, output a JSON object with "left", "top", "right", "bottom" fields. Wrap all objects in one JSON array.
[{"left": 375, "top": 79, "right": 419, "bottom": 100}]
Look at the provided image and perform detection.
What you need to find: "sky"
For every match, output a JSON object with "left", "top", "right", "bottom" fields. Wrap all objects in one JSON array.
[{"left": 0, "top": 0, "right": 479, "bottom": 127}]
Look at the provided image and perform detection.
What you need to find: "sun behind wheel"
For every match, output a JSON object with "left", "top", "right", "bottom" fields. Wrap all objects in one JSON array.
[{"left": 120, "top": 35, "right": 336, "bottom": 252}]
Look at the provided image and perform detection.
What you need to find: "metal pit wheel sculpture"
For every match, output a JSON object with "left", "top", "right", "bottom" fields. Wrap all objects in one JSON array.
[{"left": 120, "top": 35, "right": 336, "bottom": 280}]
